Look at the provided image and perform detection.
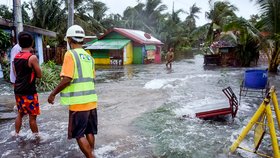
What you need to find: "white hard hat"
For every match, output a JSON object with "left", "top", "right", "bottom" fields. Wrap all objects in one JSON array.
[{"left": 65, "top": 25, "right": 85, "bottom": 42}]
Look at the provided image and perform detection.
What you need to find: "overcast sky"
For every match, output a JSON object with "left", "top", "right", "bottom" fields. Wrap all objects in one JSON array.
[
  {"left": 1, "top": 0, "right": 259, "bottom": 26},
  {"left": 102, "top": 0, "right": 260, "bottom": 26}
]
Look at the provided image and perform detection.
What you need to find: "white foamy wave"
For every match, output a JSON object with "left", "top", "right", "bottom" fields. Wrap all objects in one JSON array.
[
  {"left": 230, "top": 126, "right": 258, "bottom": 158},
  {"left": 183, "top": 74, "right": 220, "bottom": 80},
  {"left": 95, "top": 144, "right": 117, "bottom": 157},
  {"left": 173, "top": 105, "right": 196, "bottom": 118},
  {"left": 10, "top": 131, "right": 22, "bottom": 137},
  {"left": 144, "top": 78, "right": 178, "bottom": 89},
  {"left": 144, "top": 74, "right": 220, "bottom": 90},
  {"left": 237, "top": 101, "right": 257, "bottom": 118},
  {"left": 0, "top": 112, "right": 17, "bottom": 119},
  {"left": 68, "top": 143, "right": 79, "bottom": 150},
  {"left": 174, "top": 97, "right": 228, "bottom": 117},
  {"left": 32, "top": 132, "right": 51, "bottom": 143},
  {"left": 1, "top": 150, "right": 13, "bottom": 157},
  {"left": 9, "top": 130, "right": 50, "bottom": 142}
]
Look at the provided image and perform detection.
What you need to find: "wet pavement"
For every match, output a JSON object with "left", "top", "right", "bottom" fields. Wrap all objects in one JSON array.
[{"left": 0, "top": 52, "right": 279, "bottom": 158}]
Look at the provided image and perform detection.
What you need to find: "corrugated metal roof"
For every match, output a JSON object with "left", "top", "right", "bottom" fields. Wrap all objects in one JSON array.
[
  {"left": 83, "top": 39, "right": 98, "bottom": 47},
  {"left": 99, "top": 28, "right": 163, "bottom": 45},
  {"left": 86, "top": 39, "right": 130, "bottom": 50}
]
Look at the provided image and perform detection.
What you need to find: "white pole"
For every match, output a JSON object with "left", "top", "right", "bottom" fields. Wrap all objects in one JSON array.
[
  {"left": 13, "top": 0, "right": 23, "bottom": 42},
  {"left": 68, "top": 0, "right": 74, "bottom": 28}
]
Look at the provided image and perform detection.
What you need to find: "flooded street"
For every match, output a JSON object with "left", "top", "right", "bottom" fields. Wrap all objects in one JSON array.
[{"left": 0, "top": 52, "right": 279, "bottom": 158}]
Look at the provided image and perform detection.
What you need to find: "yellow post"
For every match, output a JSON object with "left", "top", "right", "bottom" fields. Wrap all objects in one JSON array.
[
  {"left": 271, "top": 89, "right": 280, "bottom": 130},
  {"left": 230, "top": 101, "right": 267, "bottom": 152},
  {"left": 266, "top": 103, "right": 280, "bottom": 158},
  {"left": 230, "top": 86, "right": 280, "bottom": 157}
]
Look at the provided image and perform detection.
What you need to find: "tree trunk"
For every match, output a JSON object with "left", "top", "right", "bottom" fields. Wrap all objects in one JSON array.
[
  {"left": 268, "top": 43, "right": 280, "bottom": 73},
  {"left": 268, "top": 59, "right": 279, "bottom": 72}
]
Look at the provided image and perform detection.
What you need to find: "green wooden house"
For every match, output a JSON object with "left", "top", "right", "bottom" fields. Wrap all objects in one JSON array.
[{"left": 86, "top": 28, "right": 163, "bottom": 65}]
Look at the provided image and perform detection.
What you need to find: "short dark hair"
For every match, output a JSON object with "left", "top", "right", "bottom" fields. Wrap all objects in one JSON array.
[{"left": 18, "top": 31, "right": 34, "bottom": 48}]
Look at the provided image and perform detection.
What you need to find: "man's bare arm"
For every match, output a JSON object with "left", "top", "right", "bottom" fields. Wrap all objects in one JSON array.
[
  {"left": 48, "top": 76, "right": 72, "bottom": 104},
  {"left": 28, "top": 55, "right": 42, "bottom": 78}
]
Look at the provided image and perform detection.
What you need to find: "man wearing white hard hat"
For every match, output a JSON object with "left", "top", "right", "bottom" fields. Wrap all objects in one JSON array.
[{"left": 48, "top": 25, "right": 98, "bottom": 158}]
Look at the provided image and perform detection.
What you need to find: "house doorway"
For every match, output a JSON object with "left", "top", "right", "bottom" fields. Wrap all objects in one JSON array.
[{"left": 109, "top": 50, "right": 123, "bottom": 65}]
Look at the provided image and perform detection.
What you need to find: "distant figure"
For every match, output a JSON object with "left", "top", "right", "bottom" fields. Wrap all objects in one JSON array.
[
  {"left": 13, "top": 32, "right": 42, "bottom": 136},
  {"left": 48, "top": 25, "right": 98, "bottom": 158},
  {"left": 165, "top": 48, "right": 174, "bottom": 69},
  {"left": 10, "top": 44, "right": 21, "bottom": 83}
]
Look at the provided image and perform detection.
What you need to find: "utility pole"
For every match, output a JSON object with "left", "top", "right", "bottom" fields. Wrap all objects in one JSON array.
[
  {"left": 68, "top": 0, "right": 74, "bottom": 28},
  {"left": 172, "top": 1, "right": 175, "bottom": 21},
  {"left": 13, "top": 0, "right": 23, "bottom": 43}
]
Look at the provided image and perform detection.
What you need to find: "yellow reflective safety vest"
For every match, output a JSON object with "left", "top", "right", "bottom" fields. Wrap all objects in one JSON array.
[{"left": 60, "top": 48, "right": 98, "bottom": 105}]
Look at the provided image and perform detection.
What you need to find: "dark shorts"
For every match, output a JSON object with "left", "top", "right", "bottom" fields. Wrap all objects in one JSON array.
[
  {"left": 15, "top": 93, "right": 40, "bottom": 115},
  {"left": 68, "top": 109, "right": 98, "bottom": 139}
]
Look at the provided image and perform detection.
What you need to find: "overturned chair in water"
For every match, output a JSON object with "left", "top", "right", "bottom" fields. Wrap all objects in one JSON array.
[{"left": 195, "top": 86, "right": 238, "bottom": 119}]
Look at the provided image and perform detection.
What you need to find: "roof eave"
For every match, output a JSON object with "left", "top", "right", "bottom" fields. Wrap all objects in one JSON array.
[
  {"left": 99, "top": 27, "right": 163, "bottom": 45},
  {"left": 142, "top": 41, "right": 164, "bottom": 45},
  {"left": 0, "top": 18, "right": 56, "bottom": 37},
  {"left": 24, "top": 25, "right": 56, "bottom": 38}
]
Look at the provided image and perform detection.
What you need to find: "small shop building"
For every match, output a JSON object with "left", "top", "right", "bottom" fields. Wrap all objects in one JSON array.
[
  {"left": 0, "top": 18, "right": 56, "bottom": 65},
  {"left": 204, "top": 41, "right": 238, "bottom": 66},
  {"left": 85, "top": 28, "right": 163, "bottom": 65}
]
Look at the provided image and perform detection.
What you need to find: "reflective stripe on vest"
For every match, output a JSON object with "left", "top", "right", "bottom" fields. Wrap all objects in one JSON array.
[{"left": 60, "top": 49, "right": 97, "bottom": 105}]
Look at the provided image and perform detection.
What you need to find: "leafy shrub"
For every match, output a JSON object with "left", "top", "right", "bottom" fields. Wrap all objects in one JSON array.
[
  {"left": 36, "top": 61, "right": 61, "bottom": 92},
  {"left": 1, "top": 60, "right": 61, "bottom": 92},
  {"left": 0, "top": 29, "right": 11, "bottom": 51},
  {"left": 1, "top": 59, "right": 10, "bottom": 82}
]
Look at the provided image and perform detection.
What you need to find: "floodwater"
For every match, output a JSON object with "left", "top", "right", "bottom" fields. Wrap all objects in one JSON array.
[{"left": 0, "top": 51, "right": 279, "bottom": 158}]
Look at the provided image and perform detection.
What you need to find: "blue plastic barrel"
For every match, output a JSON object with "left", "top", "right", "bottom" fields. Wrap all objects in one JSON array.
[{"left": 244, "top": 69, "right": 268, "bottom": 89}]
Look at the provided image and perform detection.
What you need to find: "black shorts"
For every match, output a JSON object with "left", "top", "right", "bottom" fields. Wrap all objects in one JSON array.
[{"left": 68, "top": 109, "right": 98, "bottom": 139}]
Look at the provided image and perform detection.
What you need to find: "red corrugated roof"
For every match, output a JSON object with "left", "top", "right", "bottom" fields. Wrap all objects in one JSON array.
[{"left": 99, "top": 28, "right": 163, "bottom": 45}]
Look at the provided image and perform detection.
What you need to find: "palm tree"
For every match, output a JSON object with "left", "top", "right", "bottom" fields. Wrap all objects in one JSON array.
[
  {"left": 162, "top": 10, "right": 187, "bottom": 50},
  {"left": 28, "top": 0, "right": 67, "bottom": 43},
  {"left": 223, "top": 17, "right": 261, "bottom": 66},
  {"left": 75, "top": 0, "right": 108, "bottom": 35},
  {"left": 190, "top": 24, "right": 211, "bottom": 48},
  {"left": 101, "top": 13, "right": 123, "bottom": 29},
  {"left": 252, "top": 0, "right": 280, "bottom": 72},
  {"left": 185, "top": 3, "right": 201, "bottom": 33},
  {"left": 143, "top": 0, "right": 167, "bottom": 35},
  {"left": 184, "top": 4, "right": 201, "bottom": 47},
  {"left": 29, "top": 0, "right": 66, "bottom": 30},
  {"left": 0, "top": 4, "right": 30, "bottom": 24},
  {"left": 86, "top": 0, "right": 108, "bottom": 22},
  {"left": 123, "top": 0, "right": 167, "bottom": 35},
  {"left": 0, "top": 5, "right": 13, "bottom": 20},
  {"left": 205, "top": 0, "right": 238, "bottom": 43},
  {"left": 123, "top": 3, "right": 145, "bottom": 30}
]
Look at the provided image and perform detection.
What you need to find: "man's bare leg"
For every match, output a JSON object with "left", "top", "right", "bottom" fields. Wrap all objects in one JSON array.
[
  {"left": 77, "top": 137, "right": 94, "bottom": 158},
  {"left": 86, "top": 134, "right": 95, "bottom": 149},
  {"left": 29, "top": 115, "right": 39, "bottom": 133},
  {"left": 15, "top": 113, "right": 24, "bottom": 134}
]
